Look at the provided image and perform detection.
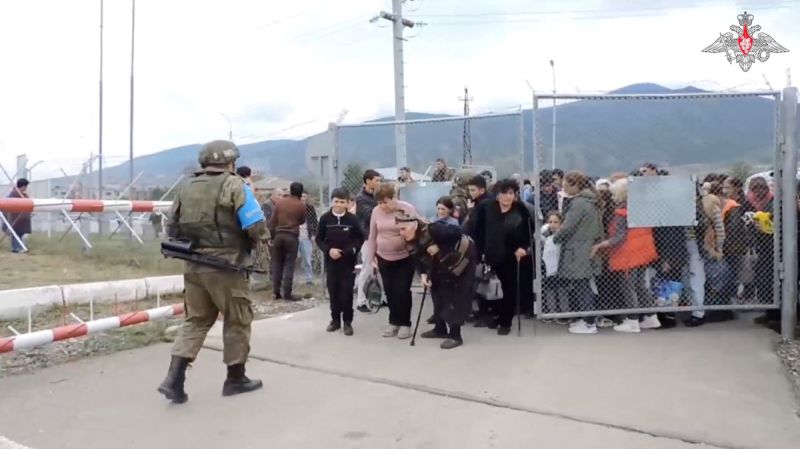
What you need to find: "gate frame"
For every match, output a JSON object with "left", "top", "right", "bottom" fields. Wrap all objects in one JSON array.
[
  {"left": 330, "top": 111, "right": 526, "bottom": 189},
  {"left": 530, "top": 89, "right": 792, "bottom": 328}
]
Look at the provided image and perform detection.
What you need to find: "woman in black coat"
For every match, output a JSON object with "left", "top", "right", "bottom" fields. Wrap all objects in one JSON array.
[
  {"left": 397, "top": 214, "right": 476, "bottom": 349},
  {"left": 471, "top": 179, "right": 533, "bottom": 335}
]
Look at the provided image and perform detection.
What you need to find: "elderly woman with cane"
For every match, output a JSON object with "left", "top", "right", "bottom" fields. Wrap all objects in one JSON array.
[{"left": 396, "top": 212, "right": 477, "bottom": 349}]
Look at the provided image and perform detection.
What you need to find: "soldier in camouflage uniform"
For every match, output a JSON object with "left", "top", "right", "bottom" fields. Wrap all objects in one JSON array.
[
  {"left": 158, "top": 140, "right": 270, "bottom": 404},
  {"left": 449, "top": 169, "right": 474, "bottom": 225}
]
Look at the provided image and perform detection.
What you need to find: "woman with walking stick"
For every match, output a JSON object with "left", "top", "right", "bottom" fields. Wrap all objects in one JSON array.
[
  {"left": 471, "top": 179, "right": 533, "bottom": 336},
  {"left": 396, "top": 209, "right": 477, "bottom": 349}
]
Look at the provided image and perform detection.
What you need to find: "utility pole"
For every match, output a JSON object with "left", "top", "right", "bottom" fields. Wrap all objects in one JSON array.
[
  {"left": 220, "top": 113, "right": 233, "bottom": 141},
  {"left": 98, "top": 0, "right": 105, "bottom": 232},
  {"left": 377, "top": 1, "right": 417, "bottom": 170},
  {"left": 128, "top": 0, "right": 136, "bottom": 200},
  {"left": 549, "top": 59, "right": 557, "bottom": 170},
  {"left": 458, "top": 87, "right": 473, "bottom": 165}
]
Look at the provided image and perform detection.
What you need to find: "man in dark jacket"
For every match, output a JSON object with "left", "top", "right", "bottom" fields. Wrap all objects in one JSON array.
[
  {"left": 463, "top": 174, "right": 492, "bottom": 324},
  {"left": 316, "top": 188, "right": 365, "bottom": 336},
  {"left": 463, "top": 175, "right": 490, "bottom": 237},
  {"left": 538, "top": 170, "right": 561, "bottom": 217},
  {"left": 354, "top": 169, "right": 382, "bottom": 311},
  {"left": 5, "top": 178, "right": 32, "bottom": 253}
]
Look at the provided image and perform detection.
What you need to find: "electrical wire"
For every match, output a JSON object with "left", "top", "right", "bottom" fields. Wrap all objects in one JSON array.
[
  {"left": 407, "top": 0, "right": 796, "bottom": 19},
  {"left": 284, "top": 12, "right": 375, "bottom": 44},
  {"left": 407, "top": 1, "right": 796, "bottom": 25}
]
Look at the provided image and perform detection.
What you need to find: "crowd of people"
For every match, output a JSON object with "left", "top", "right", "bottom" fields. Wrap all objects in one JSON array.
[
  {"left": 287, "top": 159, "right": 797, "bottom": 349},
  {"left": 141, "top": 141, "right": 798, "bottom": 403}
]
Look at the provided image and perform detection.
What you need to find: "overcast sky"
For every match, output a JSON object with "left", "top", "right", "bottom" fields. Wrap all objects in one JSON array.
[{"left": 0, "top": 0, "right": 797, "bottom": 180}]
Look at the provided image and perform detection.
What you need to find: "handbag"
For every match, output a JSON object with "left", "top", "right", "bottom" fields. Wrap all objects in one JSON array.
[
  {"left": 706, "top": 258, "right": 733, "bottom": 293},
  {"left": 475, "top": 259, "right": 503, "bottom": 300},
  {"left": 477, "top": 273, "right": 503, "bottom": 300},
  {"left": 739, "top": 249, "right": 757, "bottom": 284}
]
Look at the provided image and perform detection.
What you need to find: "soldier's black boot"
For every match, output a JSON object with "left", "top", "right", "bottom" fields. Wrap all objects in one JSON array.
[
  {"left": 222, "top": 364, "right": 263, "bottom": 397},
  {"left": 157, "top": 356, "right": 190, "bottom": 404}
]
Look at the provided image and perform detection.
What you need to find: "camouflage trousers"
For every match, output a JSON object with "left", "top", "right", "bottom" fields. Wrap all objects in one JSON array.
[{"left": 171, "top": 271, "right": 254, "bottom": 365}]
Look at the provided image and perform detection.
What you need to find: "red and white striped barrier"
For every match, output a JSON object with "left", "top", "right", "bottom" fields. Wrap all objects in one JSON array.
[
  {"left": 0, "top": 303, "right": 184, "bottom": 354},
  {"left": 0, "top": 198, "right": 172, "bottom": 214}
]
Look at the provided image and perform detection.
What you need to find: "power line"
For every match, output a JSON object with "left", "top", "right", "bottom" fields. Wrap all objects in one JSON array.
[
  {"left": 290, "top": 13, "right": 374, "bottom": 43},
  {"left": 407, "top": 1, "right": 796, "bottom": 19},
  {"left": 407, "top": 1, "right": 796, "bottom": 25}
]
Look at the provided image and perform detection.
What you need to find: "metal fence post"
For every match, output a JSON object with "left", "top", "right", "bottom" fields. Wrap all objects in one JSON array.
[
  {"left": 518, "top": 110, "right": 525, "bottom": 172},
  {"left": 781, "top": 86, "right": 798, "bottom": 341},
  {"left": 532, "top": 94, "right": 543, "bottom": 316},
  {"left": 329, "top": 122, "right": 341, "bottom": 188}
]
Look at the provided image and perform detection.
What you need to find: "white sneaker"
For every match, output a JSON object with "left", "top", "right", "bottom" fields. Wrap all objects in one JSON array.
[
  {"left": 568, "top": 320, "right": 598, "bottom": 334},
  {"left": 397, "top": 326, "right": 411, "bottom": 339},
  {"left": 382, "top": 325, "right": 399, "bottom": 337},
  {"left": 596, "top": 317, "right": 615, "bottom": 328},
  {"left": 640, "top": 314, "right": 661, "bottom": 329},
  {"left": 613, "top": 318, "right": 641, "bottom": 333}
]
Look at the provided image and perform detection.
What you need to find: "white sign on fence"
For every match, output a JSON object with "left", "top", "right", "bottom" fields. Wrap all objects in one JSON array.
[{"left": 627, "top": 175, "right": 697, "bottom": 228}]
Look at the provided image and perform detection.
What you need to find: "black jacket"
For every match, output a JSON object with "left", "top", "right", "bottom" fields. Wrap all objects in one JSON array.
[
  {"left": 315, "top": 210, "right": 365, "bottom": 265},
  {"left": 472, "top": 200, "right": 532, "bottom": 268},
  {"left": 355, "top": 188, "right": 377, "bottom": 237},
  {"left": 463, "top": 193, "right": 491, "bottom": 238}
]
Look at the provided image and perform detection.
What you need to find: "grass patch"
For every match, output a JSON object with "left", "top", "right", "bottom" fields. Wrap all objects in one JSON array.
[{"left": 0, "top": 234, "right": 181, "bottom": 290}]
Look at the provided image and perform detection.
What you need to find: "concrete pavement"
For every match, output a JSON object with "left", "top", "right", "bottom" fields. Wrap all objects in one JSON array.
[{"left": 0, "top": 294, "right": 797, "bottom": 449}]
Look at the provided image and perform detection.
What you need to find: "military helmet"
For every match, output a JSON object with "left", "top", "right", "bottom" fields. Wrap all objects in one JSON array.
[
  {"left": 198, "top": 140, "right": 240, "bottom": 167},
  {"left": 452, "top": 169, "right": 476, "bottom": 187}
]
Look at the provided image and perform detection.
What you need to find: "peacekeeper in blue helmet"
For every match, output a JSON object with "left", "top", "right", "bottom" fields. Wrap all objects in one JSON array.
[{"left": 158, "top": 139, "right": 269, "bottom": 404}]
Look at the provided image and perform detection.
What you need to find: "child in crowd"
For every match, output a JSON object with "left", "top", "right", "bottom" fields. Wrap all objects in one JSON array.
[
  {"left": 542, "top": 211, "right": 569, "bottom": 323},
  {"left": 315, "top": 188, "right": 366, "bottom": 336}
]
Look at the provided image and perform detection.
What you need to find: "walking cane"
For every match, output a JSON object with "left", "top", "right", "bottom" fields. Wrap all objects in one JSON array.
[
  {"left": 516, "top": 258, "right": 522, "bottom": 336},
  {"left": 411, "top": 279, "right": 430, "bottom": 347}
]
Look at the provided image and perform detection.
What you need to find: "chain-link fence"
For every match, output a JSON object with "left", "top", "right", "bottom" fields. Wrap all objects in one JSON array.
[
  {"left": 331, "top": 112, "right": 526, "bottom": 205},
  {"left": 531, "top": 90, "right": 787, "bottom": 323}
]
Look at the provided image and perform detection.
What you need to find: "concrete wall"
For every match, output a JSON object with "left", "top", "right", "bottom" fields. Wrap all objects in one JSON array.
[
  {"left": 0, "top": 275, "right": 184, "bottom": 320},
  {"left": 0, "top": 285, "right": 64, "bottom": 320}
]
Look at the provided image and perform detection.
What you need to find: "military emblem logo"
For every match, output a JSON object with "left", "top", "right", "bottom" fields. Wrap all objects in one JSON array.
[{"left": 702, "top": 11, "right": 789, "bottom": 72}]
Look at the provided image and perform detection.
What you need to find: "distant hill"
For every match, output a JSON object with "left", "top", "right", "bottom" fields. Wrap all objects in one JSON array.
[{"left": 87, "top": 83, "right": 786, "bottom": 187}]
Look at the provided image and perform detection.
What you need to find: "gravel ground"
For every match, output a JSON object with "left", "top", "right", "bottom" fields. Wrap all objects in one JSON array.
[
  {"left": 0, "top": 291, "right": 324, "bottom": 378},
  {"left": 777, "top": 339, "right": 800, "bottom": 408}
]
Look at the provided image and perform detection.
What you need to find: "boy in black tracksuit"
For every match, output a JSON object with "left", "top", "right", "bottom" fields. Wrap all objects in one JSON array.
[{"left": 315, "top": 188, "right": 365, "bottom": 335}]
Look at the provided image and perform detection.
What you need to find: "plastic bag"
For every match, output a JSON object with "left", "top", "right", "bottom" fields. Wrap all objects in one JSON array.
[{"left": 653, "top": 279, "right": 683, "bottom": 306}]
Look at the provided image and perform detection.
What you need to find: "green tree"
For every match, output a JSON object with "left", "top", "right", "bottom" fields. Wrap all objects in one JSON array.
[
  {"left": 342, "top": 162, "right": 364, "bottom": 196},
  {"left": 729, "top": 161, "right": 754, "bottom": 181}
]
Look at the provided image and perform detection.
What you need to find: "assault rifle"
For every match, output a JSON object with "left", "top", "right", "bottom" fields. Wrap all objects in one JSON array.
[{"left": 161, "top": 239, "right": 267, "bottom": 274}]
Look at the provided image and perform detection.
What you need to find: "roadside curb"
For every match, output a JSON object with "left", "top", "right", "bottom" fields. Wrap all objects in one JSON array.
[{"left": 0, "top": 275, "right": 184, "bottom": 320}]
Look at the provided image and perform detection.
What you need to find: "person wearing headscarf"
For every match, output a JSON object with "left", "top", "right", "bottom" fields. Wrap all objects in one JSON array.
[{"left": 397, "top": 213, "right": 477, "bottom": 349}]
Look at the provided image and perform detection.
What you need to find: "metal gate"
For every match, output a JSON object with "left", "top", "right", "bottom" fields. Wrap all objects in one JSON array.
[{"left": 530, "top": 88, "right": 794, "bottom": 322}]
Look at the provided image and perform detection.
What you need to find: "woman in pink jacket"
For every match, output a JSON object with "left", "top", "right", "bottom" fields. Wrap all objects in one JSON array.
[{"left": 366, "top": 183, "right": 419, "bottom": 339}]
